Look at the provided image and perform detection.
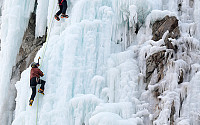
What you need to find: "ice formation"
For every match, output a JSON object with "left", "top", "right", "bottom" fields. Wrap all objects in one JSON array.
[{"left": 0, "top": 0, "right": 200, "bottom": 125}]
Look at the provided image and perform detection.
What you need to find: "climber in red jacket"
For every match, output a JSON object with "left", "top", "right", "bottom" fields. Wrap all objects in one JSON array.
[
  {"left": 29, "top": 62, "right": 46, "bottom": 106},
  {"left": 54, "top": 0, "right": 69, "bottom": 21}
]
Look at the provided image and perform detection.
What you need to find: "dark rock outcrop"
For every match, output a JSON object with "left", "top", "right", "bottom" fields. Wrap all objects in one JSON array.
[
  {"left": 152, "top": 16, "right": 180, "bottom": 51},
  {"left": 11, "top": 12, "right": 47, "bottom": 81},
  {"left": 170, "top": 101, "right": 176, "bottom": 125},
  {"left": 178, "top": 68, "right": 184, "bottom": 84},
  {"left": 145, "top": 16, "right": 180, "bottom": 85},
  {"left": 146, "top": 50, "right": 166, "bottom": 86}
]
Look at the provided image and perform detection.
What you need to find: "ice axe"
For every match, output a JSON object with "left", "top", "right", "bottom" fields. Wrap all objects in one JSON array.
[{"left": 38, "top": 57, "right": 41, "bottom": 65}]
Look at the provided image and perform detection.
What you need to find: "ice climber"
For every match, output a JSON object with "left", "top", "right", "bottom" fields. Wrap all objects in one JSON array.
[
  {"left": 29, "top": 62, "right": 46, "bottom": 106},
  {"left": 54, "top": 0, "right": 69, "bottom": 21}
]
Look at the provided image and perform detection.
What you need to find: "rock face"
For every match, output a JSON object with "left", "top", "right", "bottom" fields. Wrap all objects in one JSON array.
[
  {"left": 146, "top": 50, "right": 166, "bottom": 85},
  {"left": 170, "top": 101, "right": 176, "bottom": 125},
  {"left": 145, "top": 16, "right": 180, "bottom": 85},
  {"left": 152, "top": 16, "right": 180, "bottom": 50},
  {"left": 144, "top": 16, "right": 185, "bottom": 124},
  {"left": 11, "top": 12, "right": 46, "bottom": 81}
]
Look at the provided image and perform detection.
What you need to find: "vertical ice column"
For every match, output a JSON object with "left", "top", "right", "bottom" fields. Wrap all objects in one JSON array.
[
  {"left": 194, "top": 0, "right": 200, "bottom": 39},
  {"left": 0, "top": 0, "right": 35, "bottom": 124},
  {"left": 36, "top": 0, "right": 49, "bottom": 37},
  {"left": 167, "top": 0, "right": 178, "bottom": 13}
]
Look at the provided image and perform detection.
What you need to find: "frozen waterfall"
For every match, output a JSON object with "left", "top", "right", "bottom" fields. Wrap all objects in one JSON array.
[{"left": 0, "top": 0, "right": 200, "bottom": 125}]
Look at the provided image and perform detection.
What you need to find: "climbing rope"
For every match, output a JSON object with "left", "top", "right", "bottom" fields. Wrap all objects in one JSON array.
[
  {"left": 40, "top": 2, "right": 57, "bottom": 68},
  {"left": 36, "top": 0, "right": 57, "bottom": 125}
]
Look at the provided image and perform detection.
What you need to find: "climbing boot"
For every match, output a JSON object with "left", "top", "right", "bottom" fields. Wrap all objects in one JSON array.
[
  {"left": 38, "top": 89, "right": 44, "bottom": 95},
  {"left": 29, "top": 100, "right": 33, "bottom": 106},
  {"left": 54, "top": 15, "right": 60, "bottom": 21},
  {"left": 61, "top": 14, "right": 69, "bottom": 18}
]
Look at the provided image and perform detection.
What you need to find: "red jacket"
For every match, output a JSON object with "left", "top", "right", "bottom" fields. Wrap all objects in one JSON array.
[
  {"left": 58, "top": 0, "right": 66, "bottom": 5},
  {"left": 30, "top": 68, "right": 44, "bottom": 80},
  {"left": 58, "top": 0, "right": 67, "bottom": 5}
]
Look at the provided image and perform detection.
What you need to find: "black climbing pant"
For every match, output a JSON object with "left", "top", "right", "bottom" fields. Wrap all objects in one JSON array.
[
  {"left": 30, "top": 77, "right": 46, "bottom": 101},
  {"left": 56, "top": 1, "right": 67, "bottom": 16}
]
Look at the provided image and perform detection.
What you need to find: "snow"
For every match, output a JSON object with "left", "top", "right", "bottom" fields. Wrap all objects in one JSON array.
[
  {"left": 0, "top": 0, "right": 200, "bottom": 125},
  {"left": 89, "top": 112, "right": 141, "bottom": 125},
  {"left": 145, "top": 10, "right": 177, "bottom": 30}
]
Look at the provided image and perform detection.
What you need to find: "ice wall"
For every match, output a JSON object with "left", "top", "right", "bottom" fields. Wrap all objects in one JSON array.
[
  {"left": 13, "top": 0, "right": 147, "bottom": 125},
  {"left": 194, "top": 0, "right": 200, "bottom": 39},
  {"left": 0, "top": 0, "right": 200, "bottom": 125},
  {"left": 0, "top": 0, "right": 5, "bottom": 50},
  {"left": 0, "top": 0, "right": 35, "bottom": 124}
]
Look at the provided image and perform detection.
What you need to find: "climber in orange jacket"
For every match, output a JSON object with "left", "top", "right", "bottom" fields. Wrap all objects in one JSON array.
[
  {"left": 29, "top": 62, "right": 46, "bottom": 106},
  {"left": 54, "top": 0, "right": 69, "bottom": 21}
]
